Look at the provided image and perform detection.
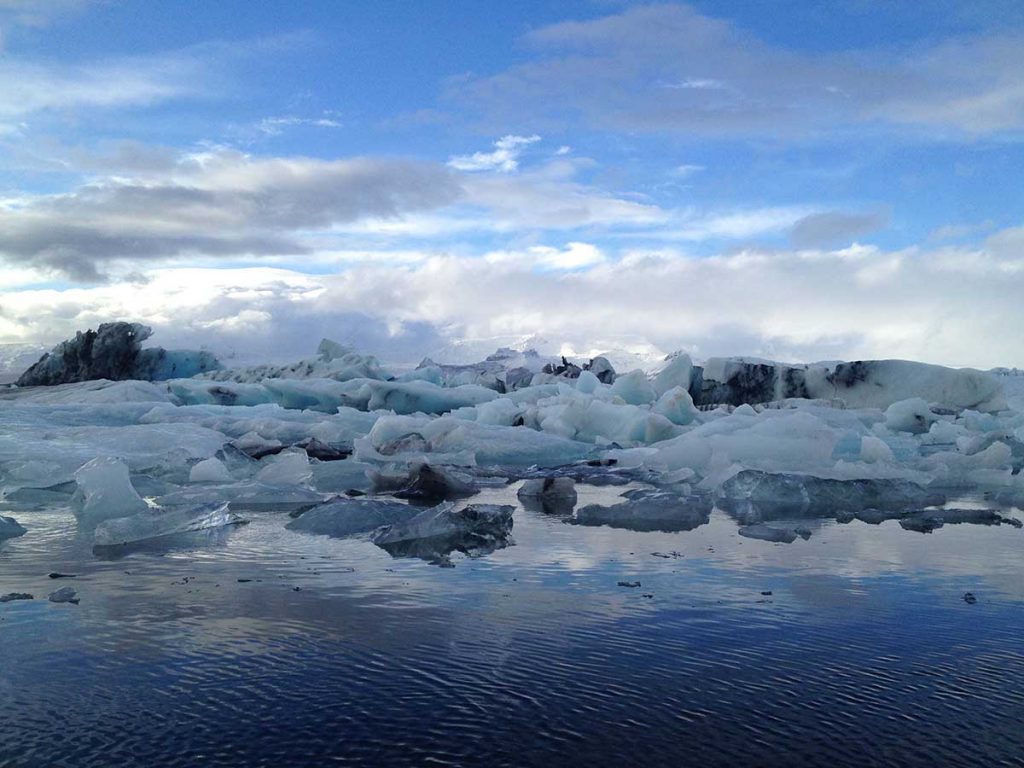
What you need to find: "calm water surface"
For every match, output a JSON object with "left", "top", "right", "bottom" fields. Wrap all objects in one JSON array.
[{"left": 2, "top": 482, "right": 1023, "bottom": 767}]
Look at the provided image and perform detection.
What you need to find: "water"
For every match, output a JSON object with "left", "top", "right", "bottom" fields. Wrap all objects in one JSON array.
[{"left": 2, "top": 483, "right": 1023, "bottom": 767}]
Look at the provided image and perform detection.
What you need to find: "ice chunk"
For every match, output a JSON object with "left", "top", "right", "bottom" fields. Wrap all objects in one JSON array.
[
  {"left": 371, "top": 502, "right": 514, "bottom": 562},
  {"left": 157, "top": 481, "right": 324, "bottom": 510},
  {"left": 286, "top": 498, "right": 421, "bottom": 538},
  {"left": 189, "top": 457, "right": 233, "bottom": 483},
  {"left": 652, "top": 353, "right": 694, "bottom": 398},
  {"left": 363, "top": 380, "right": 498, "bottom": 415},
  {"left": 584, "top": 356, "right": 616, "bottom": 385},
  {"left": 0, "top": 514, "right": 27, "bottom": 541},
  {"left": 610, "top": 369, "right": 657, "bottom": 405},
  {"left": 380, "top": 463, "right": 478, "bottom": 501},
  {"left": 48, "top": 587, "right": 79, "bottom": 604},
  {"left": 738, "top": 524, "right": 809, "bottom": 543},
  {"left": 93, "top": 501, "right": 244, "bottom": 546},
  {"left": 860, "top": 435, "right": 895, "bottom": 463},
  {"left": 652, "top": 386, "right": 698, "bottom": 426},
  {"left": 255, "top": 450, "right": 313, "bottom": 486},
  {"left": 885, "top": 398, "right": 936, "bottom": 434},
  {"left": 574, "top": 491, "right": 710, "bottom": 532},
  {"left": 717, "top": 469, "right": 938, "bottom": 521},
  {"left": 71, "top": 457, "right": 150, "bottom": 526},
  {"left": 517, "top": 477, "right": 578, "bottom": 514}
]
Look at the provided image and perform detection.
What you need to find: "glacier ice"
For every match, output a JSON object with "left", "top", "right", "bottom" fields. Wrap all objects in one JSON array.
[
  {"left": 574, "top": 491, "right": 711, "bottom": 533},
  {"left": 4, "top": 331, "right": 1023, "bottom": 555},
  {"left": 189, "top": 457, "right": 233, "bottom": 483},
  {"left": 16, "top": 322, "right": 218, "bottom": 386},
  {"left": 286, "top": 498, "right": 421, "bottom": 538},
  {"left": 71, "top": 456, "right": 151, "bottom": 526},
  {"left": 93, "top": 502, "right": 245, "bottom": 547},
  {"left": 517, "top": 477, "right": 578, "bottom": 514},
  {"left": 371, "top": 502, "right": 514, "bottom": 562}
]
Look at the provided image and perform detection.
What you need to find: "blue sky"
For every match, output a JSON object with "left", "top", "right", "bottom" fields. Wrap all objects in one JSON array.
[{"left": 1, "top": 0, "right": 1023, "bottom": 367}]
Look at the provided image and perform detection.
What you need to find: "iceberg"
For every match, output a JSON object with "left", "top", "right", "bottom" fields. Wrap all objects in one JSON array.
[
  {"left": 0, "top": 514, "right": 27, "bottom": 541},
  {"left": 371, "top": 502, "right": 515, "bottom": 562},
  {"left": 286, "top": 498, "right": 421, "bottom": 538},
  {"left": 517, "top": 477, "right": 578, "bottom": 514},
  {"left": 93, "top": 501, "right": 245, "bottom": 547},
  {"left": 574, "top": 491, "right": 711, "bottom": 533},
  {"left": 71, "top": 456, "right": 150, "bottom": 526},
  {"left": 16, "top": 322, "right": 219, "bottom": 386}
]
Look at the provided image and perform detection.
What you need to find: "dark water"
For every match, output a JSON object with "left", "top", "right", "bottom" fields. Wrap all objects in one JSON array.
[{"left": 2, "top": 483, "right": 1023, "bottom": 767}]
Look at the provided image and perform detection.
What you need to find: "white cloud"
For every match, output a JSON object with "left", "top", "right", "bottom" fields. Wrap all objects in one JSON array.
[
  {"left": 5, "top": 232, "right": 1024, "bottom": 369},
  {"left": 448, "top": 134, "right": 542, "bottom": 172},
  {"left": 453, "top": 4, "right": 1024, "bottom": 137}
]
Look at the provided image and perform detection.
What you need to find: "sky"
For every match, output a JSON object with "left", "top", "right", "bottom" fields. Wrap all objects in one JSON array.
[{"left": 1, "top": 0, "right": 1023, "bottom": 369}]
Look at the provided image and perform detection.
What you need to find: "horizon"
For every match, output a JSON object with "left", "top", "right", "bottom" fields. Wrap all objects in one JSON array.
[{"left": 2, "top": 1, "right": 1023, "bottom": 368}]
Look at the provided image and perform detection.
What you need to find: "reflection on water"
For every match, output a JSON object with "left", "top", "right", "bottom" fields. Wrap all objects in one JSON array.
[{"left": 2, "top": 481, "right": 1023, "bottom": 767}]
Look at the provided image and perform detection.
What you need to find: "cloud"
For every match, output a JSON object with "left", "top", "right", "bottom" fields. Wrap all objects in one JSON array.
[
  {"left": 789, "top": 210, "right": 889, "bottom": 248},
  {"left": 5, "top": 231, "right": 1024, "bottom": 369},
  {"left": 451, "top": 3, "right": 1024, "bottom": 137},
  {"left": 448, "top": 134, "right": 542, "bottom": 172},
  {"left": 0, "top": 149, "right": 463, "bottom": 279},
  {"left": 254, "top": 114, "right": 344, "bottom": 136}
]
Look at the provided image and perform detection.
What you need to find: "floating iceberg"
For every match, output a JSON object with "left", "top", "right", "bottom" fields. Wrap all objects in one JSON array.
[
  {"left": 0, "top": 514, "right": 27, "bottom": 541},
  {"left": 517, "top": 477, "right": 578, "bottom": 514},
  {"left": 574, "top": 491, "right": 711, "bottom": 533},
  {"left": 738, "top": 524, "right": 811, "bottom": 544},
  {"left": 371, "top": 502, "right": 515, "bottom": 562},
  {"left": 93, "top": 501, "right": 245, "bottom": 547},
  {"left": 71, "top": 456, "right": 150, "bottom": 526},
  {"left": 16, "top": 322, "right": 218, "bottom": 386},
  {"left": 286, "top": 498, "right": 421, "bottom": 538}
]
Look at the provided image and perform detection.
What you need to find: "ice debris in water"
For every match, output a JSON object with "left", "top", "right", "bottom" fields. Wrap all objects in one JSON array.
[
  {"left": 738, "top": 524, "right": 812, "bottom": 544},
  {"left": 370, "top": 462, "right": 477, "bottom": 501},
  {"left": 48, "top": 587, "right": 79, "bottom": 604},
  {"left": 93, "top": 502, "right": 245, "bottom": 547},
  {"left": 71, "top": 456, "right": 150, "bottom": 526},
  {"left": 574, "top": 490, "right": 711, "bottom": 533},
  {"left": 717, "top": 470, "right": 940, "bottom": 522},
  {"left": 286, "top": 498, "right": 422, "bottom": 538},
  {"left": 517, "top": 477, "right": 578, "bottom": 514},
  {"left": 371, "top": 502, "right": 515, "bottom": 563},
  {"left": 0, "top": 514, "right": 27, "bottom": 541}
]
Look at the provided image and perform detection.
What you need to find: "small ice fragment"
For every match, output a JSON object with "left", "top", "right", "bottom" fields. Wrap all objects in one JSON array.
[
  {"left": 0, "top": 593, "right": 33, "bottom": 603},
  {"left": 48, "top": 587, "right": 79, "bottom": 604},
  {"left": 517, "top": 478, "right": 578, "bottom": 514},
  {"left": 388, "top": 463, "right": 477, "bottom": 502},
  {"left": 738, "top": 524, "right": 799, "bottom": 544},
  {"left": 617, "top": 581, "right": 641, "bottom": 588}
]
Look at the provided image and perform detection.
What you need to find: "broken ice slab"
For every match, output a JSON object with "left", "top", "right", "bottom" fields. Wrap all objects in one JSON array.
[
  {"left": 373, "top": 463, "right": 477, "bottom": 502},
  {"left": 897, "top": 508, "right": 1022, "bottom": 533},
  {"left": 156, "top": 481, "right": 325, "bottom": 511},
  {"left": 737, "top": 524, "right": 811, "bottom": 544},
  {"left": 48, "top": 587, "right": 79, "bottom": 604},
  {"left": 371, "top": 502, "right": 514, "bottom": 562},
  {"left": 0, "top": 514, "right": 27, "bottom": 541},
  {"left": 517, "top": 477, "right": 578, "bottom": 514},
  {"left": 286, "top": 498, "right": 422, "bottom": 539},
  {"left": 71, "top": 456, "right": 150, "bottom": 527},
  {"left": 573, "top": 491, "right": 711, "bottom": 533},
  {"left": 93, "top": 501, "right": 246, "bottom": 547},
  {"left": 716, "top": 469, "right": 943, "bottom": 523}
]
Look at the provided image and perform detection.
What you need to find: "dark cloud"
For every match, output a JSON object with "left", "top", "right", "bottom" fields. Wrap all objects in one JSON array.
[{"left": 0, "top": 155, "right": 463, "bottom": 280}]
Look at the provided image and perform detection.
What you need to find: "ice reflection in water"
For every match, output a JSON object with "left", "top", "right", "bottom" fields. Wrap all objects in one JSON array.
[{"left": 1, "top": 480, "right": 1023, "bottom": 767}]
